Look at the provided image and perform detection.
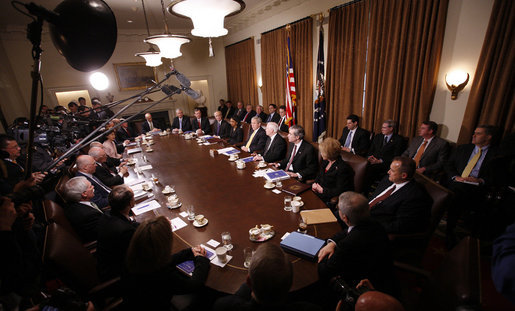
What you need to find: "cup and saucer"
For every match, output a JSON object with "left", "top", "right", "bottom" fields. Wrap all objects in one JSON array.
[
  {"left": 162, "top": 185, "right": 175, "bottom": 195},
  {"left": 257, "top": 161, "right": 267, "bottom": 168},
  {"left": 193, "top": 214, "right": 208, "bottom": 227},
  {"left": 236, "top": 160, "right": 246, "bottom": 169},
  {"left": 264, "top": 181, "right": 275, "bottom": 189},
  {"left": 146, "top": 148, "right": 153, "bottom": 152},
  {"left": 127, "top": 159, "right": 136, "bottom": 166},
  {"left": 228, "top": 154, "right": 239, "bottom": 162}
]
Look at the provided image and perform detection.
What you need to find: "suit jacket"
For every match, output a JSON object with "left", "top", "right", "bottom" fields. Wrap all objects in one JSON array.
[
  {"left": 192, "top": 117, "right": 212, "bottom": 135},
  {"left": 402, "top": 136, "right": 449, "bottom": 175},
  {"left": 171, "top": 116, "right": 192, "bottom": 132},
  {"left": 234, "top": 108, "right": 246, "bottom": 120},
  {"left": 97, "top": 212, "right": 139, "bottom": 280},
  {"left": 257, "top": 112, "right": 268, "bottom": 122},
  {"left": 76, "top": 171, "right": 110, "bottom": 208},
  {"left": 244, "top": 127, "right": 267, "bottom": 153},
  {"left": 228, "top": 127, "right": 243, "bottom": 145},
  {"left": 338, "top": 127, "right": 371, "bottom": 156},
  {"left": 445, "top": 143, "right": 498, "bottom": 186},
  {"left": 369, "top": 177, "right": 432, "bottom": 234},
  {"left": 367, "top": 133, "right": 405, "bottom": 166},
  {"left": 279, "top": 141, "right": 318, "bottom": 181},
  {"left": 277, "top": 116, "right": 289, "bottom": 132},
  {"left": 222, "top": 106, "right": 236, "bottom": 119},
  {"left": 314, "top": 158, "right": 354, "bottom": 202},
  {"left": 32, "top": 145, "right": 54, "bottom": 172},
  {"left": 116, "top": 127, "right": 136, "bottom": 142},
  {"left": 64, "top": 201, "right": 103, "bottom": 243},
  {"left": 0, "top": 159, "right": 24, "bottom": 194},
  {"left": 265, "top": 112, "right": 280, "bottom": 124},
  {"left": 213, "top": 120, "right": 231, "bottom": 138},
  {"left": 318, "top": 219, "right": 395, "bottom": 294},
  {"left": 262, "top": 134, "right": 287, "bottom": 163},
  {"left": 141, "top": 120, "right": 162, "bottom": 133},
  {"left": 94, "top": 162, "right": 124, "bottom": 187},
  {"left": 241, "top": 110, "right": 256, "bottom": 123}
]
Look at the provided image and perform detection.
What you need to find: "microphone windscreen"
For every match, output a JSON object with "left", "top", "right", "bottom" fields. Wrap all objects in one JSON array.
[
  {"left": 184, "top": 88, "right": 200, "bottom": 100},
  {"left": 175, "top": 72, "right": 191, "bottom": 88}
]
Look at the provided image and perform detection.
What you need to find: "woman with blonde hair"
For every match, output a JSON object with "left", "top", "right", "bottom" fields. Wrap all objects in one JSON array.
[
  {"left": 123, "top": 216, "right": 210, "bottom": 310},
  {"left": 312, "top": 137, "right": 354, "bottom": 205}
]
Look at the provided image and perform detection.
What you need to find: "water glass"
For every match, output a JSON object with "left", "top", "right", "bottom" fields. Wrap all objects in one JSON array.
[
  {"left": 221, "top": 232, "right": 233, "bottom": 250},
  {"left": 284, "top": 195, "right": 292, "bottom": 211},
  {"left": 243, "top": 247, "right": 253, "bottom": 268},
  {"left": 187, "top": 205, "right": 195, "bottom": 221}
]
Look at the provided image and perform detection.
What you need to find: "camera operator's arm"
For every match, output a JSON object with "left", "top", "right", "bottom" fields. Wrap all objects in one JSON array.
[{"left": 356, "top": 279, "right": 375, "bottom": 290}]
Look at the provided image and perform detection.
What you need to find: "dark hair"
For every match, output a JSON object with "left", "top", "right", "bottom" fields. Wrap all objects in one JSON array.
[
  {"left": 290, "top": 125, "right": 305, "bottom": 140},
  {"left": 347, "top": 114, "right": 359, "bottom": 124},
  {"left": 279, "top": 105, "right": 286, "bottom": 110},
  {"left": 78, "top": 97, "right": 86, "bottom": 101},
  {"left": 269, "top": 104, "right": 277, "bottom": 109},
  {"left": 383, "top": 119, "right": 397, "bottom": 131},
  {"left": 230, "top": 116, "right": 241, "bottom": 125},
  {"left": 68, "top": 102, "right": 78, "bottom": 108},
  {"left": 477, "top": 125, "right": 496, "bottom": 137},
  {"left": 108, "top": 185, "right": 133, "bottom": 213},
  {"left": 55, "top": 105, "right": 66, "bottom": 112},
  {"left": 0, "top": 134, "right": 15, "bottom": 150},
  {"left": 422, "top": 121, "right": 438, "bottom": 134},
  {"left": 392, "top": 156, "right": 416, "bottom": 179},
  {"left": 249, "top": 244, "right": 292, "bottom": 304},
  {"left": 78, "top": 106, "right": 87, "bottom": 112}
]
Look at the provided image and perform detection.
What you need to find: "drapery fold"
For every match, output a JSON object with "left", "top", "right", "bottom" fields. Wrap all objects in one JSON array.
[{"left": 225, "top": 38, "right": 259, "bottom": 107}]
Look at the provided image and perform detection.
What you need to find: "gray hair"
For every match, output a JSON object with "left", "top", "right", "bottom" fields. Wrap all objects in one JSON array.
[
  {"left": 383, "top": 119, "right": 397, "bottom": 131},
  {"left": 251, "top": 116, "right": 262, "bottom": 124},
  {"left": 88, "top": 147, "right": 104, "bottom": 160},
  {"left": 338, "top": 191, "right": 370, "bottom": 225},
  {"left": 89, "top": 141, "right": 103, "bottom": 149},
  {"left": 266, "top": 122, "right": 279, "bottom": 133},
  {"left": 290, "top": 125, "right": 305, "bottom": 140},
  {"left": 64, "top": 176, "right": 90, "bottom": 202}
]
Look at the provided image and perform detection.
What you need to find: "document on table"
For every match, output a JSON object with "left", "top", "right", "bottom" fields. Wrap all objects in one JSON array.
[
  {"left": 218, "top": 147, "right": 240, "bottom": 156},
  {"left": 127, "top": 148, "right": 142, "bottom": 154},
  {"left": 139, "top": 165, "right": 153, "bottom": 171},
  {"left": 253, "top": 168, "right": 275, "bottom": 178},
  {"left": 132, "top": 200, "right": 160, "bottom": 215},
  {"left": 170, "top": 217, "right": 188, "bottom": 232}
]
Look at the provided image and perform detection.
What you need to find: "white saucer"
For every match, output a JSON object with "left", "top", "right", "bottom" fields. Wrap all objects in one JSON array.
[
  {"left": 257, "top": 164, "right": 267, "bottom": 168},
  {"left": 167, "top": 202, "right": 182, "bottom": 209},
  {"left": 228, "top": 158, "right": 238, "bottom": 162},
  {"left": 193, "top": 219, "right": 208, "bottom": 227},
  {"left": 292, "top": 201, "right": 304, "bottom": 207},
  {"left": 146, "top": 149, "right": 153, "bottom": 152},
  {"left": 264, "top": 184, "right": 275, "bottom": 189},
  {"left": 237, "top": 166, "right": 246, "bottom": 170},
  {"left": 162, "top": 189, "right": 175, "bottom": 195}
]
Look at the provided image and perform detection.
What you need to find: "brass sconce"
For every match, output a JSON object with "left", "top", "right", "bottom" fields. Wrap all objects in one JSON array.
[{"left": 445, "top": 71, "right": 469, "bottom": 100}]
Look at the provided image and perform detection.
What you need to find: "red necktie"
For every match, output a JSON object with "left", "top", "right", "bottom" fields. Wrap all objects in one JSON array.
[
  {"left": 369, "top": 185, "right": 396, "bottom": 208},
  {"left": 285, "top": 145, "right": 297, "bottom": 171},
  {"left": 198, "top": 120, "right": 201, "bottom": 129}
]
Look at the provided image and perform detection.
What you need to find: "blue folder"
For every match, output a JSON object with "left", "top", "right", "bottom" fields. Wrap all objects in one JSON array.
[{"left": 280, "top": 231, "right": 326, "bottom": 261}]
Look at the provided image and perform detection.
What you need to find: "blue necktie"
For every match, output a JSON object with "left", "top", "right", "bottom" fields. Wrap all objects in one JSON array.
[{"left": 344, "top": 131, "right": 353, "bottom": 148}]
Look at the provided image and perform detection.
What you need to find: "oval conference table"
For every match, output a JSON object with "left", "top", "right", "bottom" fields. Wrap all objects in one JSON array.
[{"left": 124, "top": 133, "right": 341, "bottom": 294}]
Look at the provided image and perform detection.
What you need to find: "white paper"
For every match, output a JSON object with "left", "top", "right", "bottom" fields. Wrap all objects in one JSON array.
[
  {"left": 281, "top": 232, "right": 290, "bottom": 240},
  {"left": 253, "top": 168, "right": 276, "bottom": 178},
  {"left": 132, "top": 200, "right": 160, "bottom": 215},
  {"left": 127, "top": 148, "right": 142, "bottom": 154},
  {"left": 272, "top": 189, "right": 282, "bottom": 194},
  {"left": 170, "top": 217, "right": 188, "bottom": 232},
  {"left": 133, "top": 190, "right": 147, "bottom": 199},
  {"left": 179, "top": 211, "right": 189, "bottom": 218},
  {"left": 206, "top": 239, "right": 220, "bottom": 248},
  {"left": 203, "top": 142, "right": 215, "bottom": 145},
  {"left": 211, "top": 254, "right": 233, "bottom": 268},
  {"left": 129, "top": 179, "right": 145, "bottom": 186},
  {"left": 139, "top": 165, "right": 153, "bottom": 171}
]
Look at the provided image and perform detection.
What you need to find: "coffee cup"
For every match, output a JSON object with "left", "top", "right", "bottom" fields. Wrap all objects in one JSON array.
[
  {"left": 195, "top": 214, "right": 205, "bottom": 224},
  {"left": 265, "top": 181, "right": 274, "bottom": 188},
  {"left": 164, "top": 185, "right": 172, "bottom": 192},
  {"left": 260, "top": 224, "right": 272, "bottom": 234},
  {"left": 291, "top": 201, "right": 301, "bottom": 213},
  {"left": 249, "top": 228, "right": 261, "bottom": 239},
  {"left": 142, "top": 183, "right": 150, "bottom": 191},
  {"left": 168, "top": 197, "right": 179, "bottom": 205},
  {"left": 293, "top": 196, "right": 302, "bottom": 202},
  {"left": 236, "top": 160, "right": 245, "bottom": 169},
  {"left": 216, "top": 247, "right": 227, "bottom": 263}
]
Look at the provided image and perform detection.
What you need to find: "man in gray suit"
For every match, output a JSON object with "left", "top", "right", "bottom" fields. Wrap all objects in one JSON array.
[{"left": 402, "top": 121, "right": 449, "bottom": 179}]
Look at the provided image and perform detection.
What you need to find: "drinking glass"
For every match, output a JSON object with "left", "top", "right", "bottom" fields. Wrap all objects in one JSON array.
[
  {"left": 275, "top": 180, "right": 282, "bottom": 190},
  {"left": 243, "top": 247, "right": 253, "bottom": 268},
  {"left": 284, "top": 195, "right": 292, "bottom": 211},
  {"left": 298, "top": 216, "right": 308, "bottom": 234},
  {"left": 221, "top": 232, "right": 233, "bottom": 250},
  {"left": 187, "top": 205, "right": 195, "bottom": 221}
]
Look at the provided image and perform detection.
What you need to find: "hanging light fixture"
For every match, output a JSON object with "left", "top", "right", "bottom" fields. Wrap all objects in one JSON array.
[
  {"left": 135, "top": 0, "right": 162, "bottom": 67},
  {"left": 168, "top": 0, "right": 246, "bottom": 38},
  {"left": 145, "top": 0, "right": 191, "bottom": 59}
]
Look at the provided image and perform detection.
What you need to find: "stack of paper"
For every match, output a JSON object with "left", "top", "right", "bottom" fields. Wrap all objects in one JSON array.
[
  {"left": 217, "top": 147, "right": 241, "bottom": 156},
  {"left": 131, "top": 200, "right": 160, "bottom": 215}
]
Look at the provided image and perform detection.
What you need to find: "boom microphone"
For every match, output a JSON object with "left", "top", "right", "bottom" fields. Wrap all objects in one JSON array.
[
  {"left": 161, "top": 84, "right": 181, "bottom": 96},
  {"left": 182, "top": 87, "right": 200, "bottom": 100},
  {"left": 171, "top": 69, "right": 191, "bottom": 88}
]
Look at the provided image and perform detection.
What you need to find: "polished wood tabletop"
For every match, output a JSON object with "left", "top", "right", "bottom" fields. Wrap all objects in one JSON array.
[{"left": 123, "top": 133, "right": 341, "bottom": 294}]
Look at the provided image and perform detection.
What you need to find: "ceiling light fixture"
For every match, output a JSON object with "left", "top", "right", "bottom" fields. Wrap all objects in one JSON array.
[
  {"left": 145, "top": 0, "right": 190, "bottom": 59},
  {"left": 135, "top": 0, "right": 162, "bottom": 67}
]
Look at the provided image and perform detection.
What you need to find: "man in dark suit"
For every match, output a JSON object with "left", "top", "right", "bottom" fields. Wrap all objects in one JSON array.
[
  {"left": 339, "top": 114, "right": 370, "bottom": 156},
  {"left": 365, "top": 120, "right": 405, "bottom": 192},
  {"left": 223, "top": 100, "right": 236, "bottom": 119},
  {"left": 89, "top": 147, "right": 127, "bottom": 187},
  {"left": 141, "top": 113, "right": 162, "bottom": 133},
  {"left": 213, "top": 111, "right": 231, "bottom": 138},
  {"left": 97, "top": 185, "right": 139, "bottom": 280},
  {"left": 192, "top": 108, "right": 212, "bottom": 135},
  {"left": 265, "top": 104, "right": 281, "bottom": 123},
  {"left": 256, "top": 105, "right": 268, "bottom": 122},
  {"left": 214, "top": 244, "right": 320, "bottom": 311},
  {"left": 275, "top": 125, "right": 318, "bottom": 181},
  {"left": 277, "top": 105, "right": 289, "bottom": 132},
  {"left": 116, "top": 120, "right": 136, "bottom": 142},
  {"left": 444, "top": 125, "right": 499, "bottom": 246},
  {"left": 217, "top": 99, "right": 226, "bottom": 112},
  {"left": 171, "top": 108, "right": 192, "bottom": 133},
  {"left": 402, "top": 121, "right": 449, "bottom": 179},
  {"left": 241, "top": 104, "right": 256, "bottom": 124},
  {"left": 318, "top": 191, "right": 395, "bottom": 295},
  {"left": 75, "top": 155, "right": 110, "bottom": 208},
  {"left": 234, "top": 101, "right": 246, "bottom": 120},
  {"left": 369, "top": 156, "right": 432, "bottom": 234},
  {"left": 253, "top": 122, "right": 287, "bottom": 163},
  {"left": 241, "top": 116, "right": 267, "bottom": 153},
  {"left": 63, "top": 176, "right": 104, "bottom": 242}
]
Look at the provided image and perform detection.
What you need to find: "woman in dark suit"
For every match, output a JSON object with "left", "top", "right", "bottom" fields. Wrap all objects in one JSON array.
[
  {"left": 227, "top": 116, "right": 243, "bottom": 145},
  {"left": 312, "top": 137, "right": 354, "bottom": 204},
  {"left": 122, "top": 216, "right": 210, "bottom": 310}
]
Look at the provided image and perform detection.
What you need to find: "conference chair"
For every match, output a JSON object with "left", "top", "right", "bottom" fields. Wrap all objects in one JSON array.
[{"left": 340, "top": 151, "right": 368, "bottom": 194}]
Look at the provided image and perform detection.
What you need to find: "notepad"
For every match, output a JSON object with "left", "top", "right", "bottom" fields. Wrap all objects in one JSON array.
[{"left": 300, "top": 209, "right": 338, "bottom": 224}]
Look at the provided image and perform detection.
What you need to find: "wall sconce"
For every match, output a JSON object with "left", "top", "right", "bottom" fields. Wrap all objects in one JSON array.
[
  {"left": 445, "top": 71, "right": 469, "bottom": 100},
  {"left": 258, "top": 77, "right": 263, "bottom": 89}
]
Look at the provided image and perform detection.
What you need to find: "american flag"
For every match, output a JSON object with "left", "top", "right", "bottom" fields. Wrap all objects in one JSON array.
[{"left": 285, "top": 32, "right": 297, "bottom": 126}]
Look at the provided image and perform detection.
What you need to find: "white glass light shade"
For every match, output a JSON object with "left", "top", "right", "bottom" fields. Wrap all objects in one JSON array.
[
  {"left": 445, "top": 70, "right": 469, "bottom": 87},
  {"left": 145, "top": 35, "right": 191, "bottom": 59},
  {"left": 89, "top": 72, "right": 109, "bottom": 90},
  {"left": 135, "top": 50, "right": 162, "bottom": 67},
  {"left": 169, "top": 0, "right": 245, "bottom": 38}
]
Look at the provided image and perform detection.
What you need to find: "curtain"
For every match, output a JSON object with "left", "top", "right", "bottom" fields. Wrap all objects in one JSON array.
[
  {"left": 457, "top": 0, "right": 515, "bottom": 144},
  {"left": 326, "top": 1, "right": 369, "bottom": 139},
  {"left": 363, "top": 0, "right": 448, "bottom": 137},
  {"left": 261, "top": 18, "right": 313, "bottom": 139},
  {"left": 225, "top": 38, "right": 259, "bottom": 107}
]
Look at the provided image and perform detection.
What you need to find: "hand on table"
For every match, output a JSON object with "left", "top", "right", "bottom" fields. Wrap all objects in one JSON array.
[
  {"left": 192, "top": 245, "right": 207, "bottom": 257},
  {"left": 317, "top": 241, "right": 336, "bottom": 263}
]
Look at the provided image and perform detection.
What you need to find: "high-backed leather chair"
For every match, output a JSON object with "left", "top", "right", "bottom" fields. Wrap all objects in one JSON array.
[
  {"left": 55, "top": 173, "right": 71, "bottom": 204},
  {"left": 340, "top": 151, "right": 368, "bottom": 194},
  {"left": 241, "top": 122, "right": 251, "bottom": 143}
]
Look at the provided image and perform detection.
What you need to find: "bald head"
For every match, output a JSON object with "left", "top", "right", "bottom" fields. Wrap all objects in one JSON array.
[
  {"left": 145, "top": 113, "right": 152, "bottom": 122},
  {"left": 89, "top": 141, "right": 103, "bottom": 149},
  {"left": 355, "top": 291, "right": 404, "bottom": 311},
  {"left": 76, "top": 155, "right": 96, "bottom": 174},
  {"left": 88, "top": 147, "right": 107, "bottom": 163}
]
